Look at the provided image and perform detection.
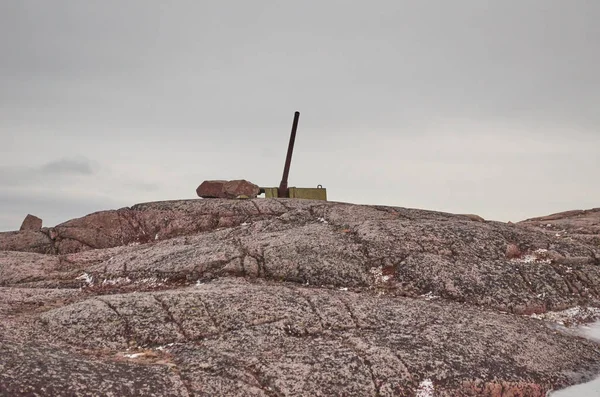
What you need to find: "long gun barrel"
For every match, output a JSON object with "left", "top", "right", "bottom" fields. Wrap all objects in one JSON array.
[{"left": 278, "top": 111, "right": 300, "bottom": 198}]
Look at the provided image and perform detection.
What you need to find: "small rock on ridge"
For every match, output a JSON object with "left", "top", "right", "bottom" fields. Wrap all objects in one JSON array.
[
  {"left": 19, "top": 214, "right": 42, "bottom": 231},
  {"left": 196, "top": 180, "right": 260, "bottom": 199}
]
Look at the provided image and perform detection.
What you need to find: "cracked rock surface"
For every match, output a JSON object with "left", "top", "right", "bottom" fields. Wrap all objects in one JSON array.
[{"left": 2, "top": 198, "right": 600, "bottom": 396}]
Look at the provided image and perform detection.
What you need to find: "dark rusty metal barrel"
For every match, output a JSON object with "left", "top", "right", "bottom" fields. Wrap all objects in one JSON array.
[{"left": 278, "top": 111, "right": 300, "bottom": 198}]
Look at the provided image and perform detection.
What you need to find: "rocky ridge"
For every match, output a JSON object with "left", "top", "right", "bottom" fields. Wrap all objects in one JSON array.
[
  {"left": 518, "top": 208, "right": 600, "bottom": 247},
  {"left": 1, "top": 199, "right": 600, "bottom": 396}
]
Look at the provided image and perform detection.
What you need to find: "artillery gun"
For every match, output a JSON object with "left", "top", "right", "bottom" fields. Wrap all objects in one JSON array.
[
  {"left": 196, "top": 111, "right": 326, "bottom": 201},
  {"left": 259, "top": 111, "right": 327, "bottom": 201}
]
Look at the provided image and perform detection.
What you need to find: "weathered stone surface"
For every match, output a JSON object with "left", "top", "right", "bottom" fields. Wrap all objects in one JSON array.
[
  {"left": 196, "top": 179, "right": 260, "bottom": 199},
  {"left": 459, "top": 213, "right": 486, "bottom": 222},
  {"left": 29, "top": 279, "right": 600, "bottom": 396},
  {"left": 196, "top": 179, "right": 227, "bottom": 198},
  {"left": 0, "top": 251, "right": 61, "bottom": 287},
  {"left": 223, "top": 179, "right": 260, "bottom": 198},
  {"left": 0, "top": 335, "right": 189, "bottom": 397},
  {"left": 505, "top": 243, "right": 521, "bottom": 259},
  {"left": 2, "top": 200, "right": 600, "bottom": 312},
  {"left": 0, "top": 230, "right": 55, "bottom": 254},
  {"left": 519, "top": 207, "right": 600, "bottom": 247},
  {"left": 0, "top": 287, "right": 78, "bottom": 317},
  {"left": 16, "top": 199, "right": 280, "bottom": 254},
  {"left": 19, "top": 214, "right": 42, "bottom": 231},
  {"left": 1, "top": 199, "right": 600, "bottom": 395}
]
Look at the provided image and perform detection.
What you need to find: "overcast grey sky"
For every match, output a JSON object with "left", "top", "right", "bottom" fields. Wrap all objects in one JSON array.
[{"left": 1, "top": 1, "right": 599, "bottom": 231}]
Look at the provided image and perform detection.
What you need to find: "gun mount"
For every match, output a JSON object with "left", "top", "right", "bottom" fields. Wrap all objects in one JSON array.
[{"left": 259, "top": 111, "right": 327, "bottom": 201}]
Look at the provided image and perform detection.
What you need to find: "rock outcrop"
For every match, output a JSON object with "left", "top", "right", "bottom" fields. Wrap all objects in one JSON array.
[
  {"left": 518, "top": 207, "right": 600, "bottom": 247},
  {"left": 0, "top": 230, "right": 55, "bottom": 254},
  {"left": 196, "top": 179, "right": 261, "bottom": 199},
  {"left": 19, "top": 214, "right": 42, "bottom": 231},
  {"left": 1, "top": 199, "right": 600, "bottom": 396}
]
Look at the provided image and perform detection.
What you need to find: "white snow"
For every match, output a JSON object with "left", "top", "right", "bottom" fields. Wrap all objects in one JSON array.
[
  {"left": 96, "top": 276, "right": 166, "bottom": 288},
  {"left": 316, "top": 217, "right": 328, "bottom": 224},
  {"left": 550, "top": 321, "right": 600, "bottom": 396},
  {"left": 530, "top": 306, "right": 600, "bottom": 326},
  {"left": 577, "top": 321, "right": 600, "bottom": 343},
  {"left": 369, "top": 266, "right": 393, "bottom": 284},
  {"left": 155, "top": 343, "right": 175, "bottom": 351},
  {"left": 136, "top": 277, "right": 167, "bottom": 287},
  {"left": 415, "top": 378, "right": 435, "bottom": 397},
  {"left": 530, "top": 308, "right": 600, "bottom": 396},
  {"left": 123, "top": 353, "right": 144, "bottom": 359},
  {"left": 420, "top": 292, "right": 439, "bottom": 301},
  {"left": 510, "top": 248, "right": 551, "bottom": 264},
  {"left": 101, "top": 277, "right": 131, "bottom": 286},
  {"left": 76, "top": 273, "right": 94, "bottom": 286}
]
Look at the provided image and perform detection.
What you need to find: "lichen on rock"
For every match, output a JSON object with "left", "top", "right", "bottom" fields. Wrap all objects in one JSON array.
[{"left": 1, "top": 199, "right": 600, "bottom": 396}]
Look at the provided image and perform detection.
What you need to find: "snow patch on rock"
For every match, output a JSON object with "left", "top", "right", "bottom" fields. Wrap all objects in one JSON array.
[
  {"left": 76, "top": 272, "right": 94, "bottom": 286},
  {"left": 155, "top": 343, "right": 175, "bottom": 351},
  {"left": 78, "top": 275, "right": 169, "bottom": 289},
  {"left": 369, "top": 267, "right": 392, "bottom": 284},
  {"left": 416, "top": 378, "right": 435, "bottom": 397},
  {"left": 123, "top": 352, "right": 145, "bottom": 359},
  {"left": 531, "top": 306, "right": 600, "bottom": 326},
  {"left": 511, "top": 248, "right": 552, "bottom": 264},
  {"left": 101, "top": 277, "right": 131, "bottom": 286},
  {"left": 420, "top": 292, "right": 440, "bottom": 301}
]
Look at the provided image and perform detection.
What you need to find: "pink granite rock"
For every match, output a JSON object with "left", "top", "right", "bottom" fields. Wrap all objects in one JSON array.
[
  {"left": 196, "top": 179, "right": 260, "bottom": 199},
  {"left": 2, "top": 201, "right": 600, "bottom": 395},
  {"left": 195, "top": 180, "right": 227, "bottom": 198},
  {"left": 19, "top": 214, "right": 42, "bottom": 231}
]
